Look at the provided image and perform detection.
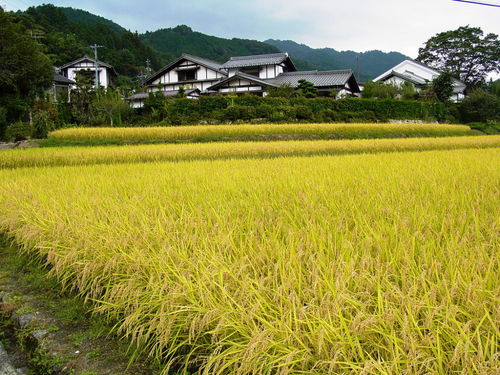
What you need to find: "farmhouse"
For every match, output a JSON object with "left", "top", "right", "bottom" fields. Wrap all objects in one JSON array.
[
  {"left": 373, "top": 59, "right": 466, "bottom": 102},
  {"left": 127, "top": 52, "right": 360, "bottom": 107},
  {"left": 47, "top": 70, "right": 75, "bottom": 103},
  {"left": 58, "top": 56, "right": 117, "bottom": 89}
]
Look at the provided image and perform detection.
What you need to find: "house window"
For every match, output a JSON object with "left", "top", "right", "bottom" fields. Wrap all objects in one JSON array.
[
  {"left": 240, "top": 67, "right": 261, "bottom": 77},
  {"left": 178, "top": 69, "right": 196, "bottom": 82}
]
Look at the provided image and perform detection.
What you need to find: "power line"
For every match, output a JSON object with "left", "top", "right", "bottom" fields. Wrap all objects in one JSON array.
[{"left": 452, "top": 0, "right": 500, "bottom": 8}]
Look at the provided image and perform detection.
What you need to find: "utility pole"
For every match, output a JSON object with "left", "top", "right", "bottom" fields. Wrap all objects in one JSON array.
[
  {"left": 145, "top": 59, "right": 152, "bottom": 75},
  {"left": 356, "top": 56, "right": 361, "bottom": 83},
  {"left": 89, "top": 44, "right": 103, "bottom": 90}
]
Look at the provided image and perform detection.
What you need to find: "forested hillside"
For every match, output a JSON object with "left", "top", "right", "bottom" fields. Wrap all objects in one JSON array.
[
  {"left": 20, "top": 4, "right": 163, "bottom": 78},
  {"left": 140, "top": 25, "right": 282, "bottom": 64},
  {"left": 16, "top": 5, "right": 409, "bottom": 81},
  {"left": 266, "top": 39, "right": 408, "bottom": 81}
]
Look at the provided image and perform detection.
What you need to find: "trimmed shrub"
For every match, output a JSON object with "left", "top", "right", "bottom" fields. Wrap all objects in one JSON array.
[
  {"left": 295, "top": 105, "right": 314, "bottom": 121},
  {"left": 223, "top": 106, "right": 256, "bottom": 121},
  {"left": 5, "top": 121, "right": 34, "bottom": 141}
]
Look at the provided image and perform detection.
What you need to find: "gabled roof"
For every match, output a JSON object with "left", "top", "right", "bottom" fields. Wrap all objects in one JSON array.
[
  {"left": 146, "top": 53, "right": 227, "bottom": 85},
  {"left": 222, "top": 52, "right": 296, "bottom": 71},
  {"left": 53, "top": 72, "right": 75, "bottom": 85},
  {"left": 373, "top": 59, "right": 466, "bottom": 90},
  {"left": 376, "top": 70, "right": 429, "bottom": 86},
  {"left": 269, "top": 70, "right": 360, "bottom": 92},
  {"left": 126, "top": 88, "right": 200, "bottom": 100},
  {"left": 59, "top": 56, "right": 114, "bottom": 70},
  {"left": 207, "top": 72, "right": 277, "bottom": 91}
]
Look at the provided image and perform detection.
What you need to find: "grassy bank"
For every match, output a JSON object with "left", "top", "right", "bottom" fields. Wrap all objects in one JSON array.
[
  {"left": 47, "top": 123, "right": 473, "bottom": 144},
  {"left": 2, "top": 135, "right": 499, "bottom": 169}
]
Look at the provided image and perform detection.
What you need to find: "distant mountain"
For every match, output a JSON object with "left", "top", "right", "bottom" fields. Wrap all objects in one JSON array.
[
  {"left": 265, "top": 39, "right": 408, "bottom": 81},
  {"left": 16, "top": 4, "right": 409, "bottom": 83},
  {"left": 140, "top": 25, "right": 282, "bottom": 64}
]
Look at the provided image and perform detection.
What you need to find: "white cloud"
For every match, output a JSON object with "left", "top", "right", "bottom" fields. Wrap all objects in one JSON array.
[{"left": 7, "top": 0, "right": 500, "bottom": 57}]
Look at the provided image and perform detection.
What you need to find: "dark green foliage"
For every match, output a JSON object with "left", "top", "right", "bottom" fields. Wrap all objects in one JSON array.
[
  {"left": 294, "top": 105, "right": 314, "bottom": 120},
  {"left": 223, "top": 106, "right": 256, "bottom": 122},
  {"left": 458, "top": 89, "right": 500, "bottom": 123},
  {"left": 296, "top": 80, "right": 317, "bottom": 98},
  {"left": 417, "top": 26, "right": 500, "bottom": 88},
  {"left": 135, "top": 96, "right": 450, "bottom": 125},
  {"left": 489, "top": 80, "right": 500, "bottom": 97},
  {"left": 432, "top": 72, "right": 455, "bottom": 102},
  {"left": 24, "top": 5, "right": 163, "bottom": 78},
  {"left": 93, "top": 89, "right": 130, "bottom": 126},
  {"left": 265, "top": 39, "right": 408, "bottom": 81},
  {"left": 141, "top": 25, "right": 279, "bottom": 64},
  {"left": 32, "top": 100, "right": 59, "bottom": 138},
  {"left": 4, "top": 121, "right": 34, "bottom": 141},
  {"left": 401, "top": 82, "right": 417, "bottom": 100},
  {"left": 0, "top": 7, "right": 53, "bottom": 139},
  {"left": 362, "top": 82, "right": 399, "bottom": 99},
  {"left": 467, "top": 122, "right": 500, "bottom": 135},
  {"left": 266, "top": 83, "right": 297, "bottom": 98}
]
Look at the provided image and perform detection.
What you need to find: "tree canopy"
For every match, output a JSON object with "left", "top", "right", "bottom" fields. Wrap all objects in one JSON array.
[{"left": 417, "top": 26, "right": 500, "bottom": 88}]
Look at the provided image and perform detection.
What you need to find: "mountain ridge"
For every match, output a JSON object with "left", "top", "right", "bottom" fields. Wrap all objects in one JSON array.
[{"left": 19, "top": 5, "right": 408, "bottom": 82}]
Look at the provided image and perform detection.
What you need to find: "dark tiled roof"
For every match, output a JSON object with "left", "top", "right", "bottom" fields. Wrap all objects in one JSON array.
[
  {"left": 53, "top": 72, "right": 75, "bottom": 85},
  {"left": 181, "top": 53, "right": 225, "bottom": 72},
  {"left": 146, "top": 54, "right": 227, "bottom": 85},
  {"left": 127, "top": 89, "right": 199, "bottom": 100},
  {"left": 222, "top": 53, "right": 290, "bottom": 69},
  {"left": 268, "top": 70, "right": 356, "bottom": 88},
  {"left": 207, "top": 72, "right": 277, "bottom": 91},
  {"left": 59, "top": 56, "right": 114, "bottom": 70}
]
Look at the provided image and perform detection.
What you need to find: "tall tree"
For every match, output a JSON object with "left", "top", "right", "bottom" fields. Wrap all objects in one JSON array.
[
  {"left": 432, "top": 72, "right": 455, "bottom": 102},
  {"left": 0, "top": 7, "right": 52, "bottom": 138},
  {"left": 417, "top": 26, "right": 500, "bottom": 88}
]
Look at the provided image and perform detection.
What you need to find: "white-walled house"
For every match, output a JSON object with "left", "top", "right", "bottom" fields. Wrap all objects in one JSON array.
[
  {"left": 59, "top": 56, "right": 116, "bottom": 89},
  {"left": 373, "top": 59, "right": 466, "bottom": 102},
  {"left": 146, "top": 53, "right": 228, "bottom": 93},
  {"left": 127, "top": 52, "right": 361, "bottom": 107},
  {"left": 222, "top": 53, "right": 296, "bottom": 79},
  {"left": 127, "top": 89, "right": 200, "bottom": 109},
  {"left": 45, "top": 70, "right": 75, "bottom": 103}
]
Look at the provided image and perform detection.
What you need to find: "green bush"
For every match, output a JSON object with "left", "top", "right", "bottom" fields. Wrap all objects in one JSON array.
[
  {"left": 127, "top": 96, "right": 451, "bottom": 126},
  {"left": 294, "top": 105, "right": 314, "bottom": 120},
  {"left": 223, "top": 106, "right": 256, "bottom": 121},
  {"left": 32, "top": 111, "right": 55, "bottom": 138},
  {"left": 5, "top": 121, "right": 34, "bottom": 141},
  {"left": 459, "top": 89, "right": 500, "bottom": 123},
  {"left": 255, "top": 104, "right": 273, "bottom": 119}
]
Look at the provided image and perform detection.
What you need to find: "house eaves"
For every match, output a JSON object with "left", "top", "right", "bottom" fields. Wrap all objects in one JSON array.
[{"left": 146, "top": 53, "right": 227, "bottom": 85}]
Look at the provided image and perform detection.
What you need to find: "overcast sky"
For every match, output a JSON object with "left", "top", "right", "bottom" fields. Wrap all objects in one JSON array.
[{"left": 4, "top": 0, "right": 500, "bottom": 57}]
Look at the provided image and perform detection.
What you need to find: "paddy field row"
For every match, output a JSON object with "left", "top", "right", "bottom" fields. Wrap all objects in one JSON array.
[{"left": 0, "top": 148, "right": 498, "bottom": 374}]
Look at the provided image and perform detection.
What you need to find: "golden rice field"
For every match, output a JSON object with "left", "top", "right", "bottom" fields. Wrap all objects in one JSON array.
[
  {"left": 2, "top": 135, "right": 500, "bottom": 169},
  {"left": 0, "top": 148, "right": 498, "bottom": 374},
  {"left": 49, "top": 123, "right": 474, "bottom": 142}
]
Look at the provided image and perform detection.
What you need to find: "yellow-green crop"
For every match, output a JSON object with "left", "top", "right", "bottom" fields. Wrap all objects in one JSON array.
[
  {"left": 2, "top": 135, "right": 499, "bottom": 169},
  {"left": 49, "top": 123, "right": 473, "bottom": 142},
  {"left": 0, "top": 148, "right": 498, "bottom": 374}
]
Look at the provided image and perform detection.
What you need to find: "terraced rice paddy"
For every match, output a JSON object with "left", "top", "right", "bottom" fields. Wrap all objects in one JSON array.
[
  {"left": 2, "top": 135, "right": 499, "bottom": 169},
  {"left": 48, "top": 123, "right": 474, "bottom": 143},
  {"left": 0, "top": 147, "right": 498, "bottom": 374}
]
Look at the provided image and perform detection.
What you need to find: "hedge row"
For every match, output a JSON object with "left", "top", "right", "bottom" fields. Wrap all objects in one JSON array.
[{"left": 148, "top": 97, "right": 450, "bottom": 125}]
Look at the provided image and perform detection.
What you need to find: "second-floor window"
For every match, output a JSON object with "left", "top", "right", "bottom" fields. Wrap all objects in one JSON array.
[
  {"left": 241, "top": 67, "right": 260, "bottom": 77},
  {"left": 178, "top": 69, "right": 196, "bottom": 82}
]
